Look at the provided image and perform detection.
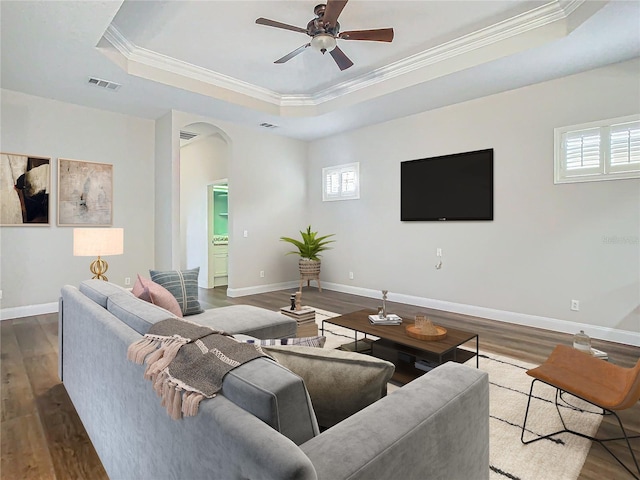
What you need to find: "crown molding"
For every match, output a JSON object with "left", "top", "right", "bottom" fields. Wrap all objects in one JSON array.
[
  {"left": 102, "top": 0, "right": 584, "bottom": 112},
  {"left": 104, "top": 26, "right": 282, "bottom": 106},
  {"left": 309, "top": 0, "right": 580, "bottom": 105}
]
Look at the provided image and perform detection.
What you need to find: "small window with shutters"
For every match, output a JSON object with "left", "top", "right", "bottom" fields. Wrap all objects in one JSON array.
[
  {"left": 554, "top": 115, "right": 640, "bottom": 184},
  {"left": 322, "top": 162, "right": 360, "bottom": 201},
  {"left": 322, "top": 162, "right": 360, "bottom": 202}
]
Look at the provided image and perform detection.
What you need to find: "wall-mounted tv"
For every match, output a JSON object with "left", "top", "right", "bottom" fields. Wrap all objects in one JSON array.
[{"left": 401, "top": 148, "right": 494, "bottom": 221}]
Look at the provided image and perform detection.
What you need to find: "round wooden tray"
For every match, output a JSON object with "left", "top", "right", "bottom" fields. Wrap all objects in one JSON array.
[{"left": 406, "top": 324, "right": 447, "bottom": 341}]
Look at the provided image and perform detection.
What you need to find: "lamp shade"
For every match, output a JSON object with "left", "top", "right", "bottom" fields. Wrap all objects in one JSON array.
[{"left": 73, "top": 228, "right": 124, "bottom": 257}]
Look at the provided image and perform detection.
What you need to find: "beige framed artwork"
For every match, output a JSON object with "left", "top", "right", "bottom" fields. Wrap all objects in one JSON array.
[
  {"left": 0, "top": 152, "right": 51, "bottom": 226},
  {"left": 58, "top": 158, "right": 113, "bottom": 226}
]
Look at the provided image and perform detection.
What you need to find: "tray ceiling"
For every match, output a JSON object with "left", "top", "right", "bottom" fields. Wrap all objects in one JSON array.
[{"left": 1, "top": 1, "right": 639, "bottom": 140}]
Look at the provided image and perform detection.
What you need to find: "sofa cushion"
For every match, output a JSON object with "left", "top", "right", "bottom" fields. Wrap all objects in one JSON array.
[
  {"left": 132, "top": 274, "right": 183, "bottom": 318},
  {"left": 106, "top": 292, "right": 177, "bottom": 334},
  {"left": 149, "top": 267, "right": 203, "bottom": 316},
  {"left": 79, "top": 279, "right": 132, "bottom": 308},
  {"left": 191, "top": 305, "right": 296, "bottom": 339},
  {"left": 264, "top": 345, "right": 395, "bottom": 429}
]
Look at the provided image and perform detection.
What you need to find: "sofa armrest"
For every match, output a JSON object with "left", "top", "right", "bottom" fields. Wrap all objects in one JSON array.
[{"left": 300, "top": 362, "right": 489, "bottom": 480}]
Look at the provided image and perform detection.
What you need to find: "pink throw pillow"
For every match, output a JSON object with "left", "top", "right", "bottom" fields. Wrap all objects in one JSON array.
[
  {"left": 133, "top": 274, "right": 183, "bottom": 318},
  {"left": 132, "top": 274, "right": 147, "bottom": 299}
]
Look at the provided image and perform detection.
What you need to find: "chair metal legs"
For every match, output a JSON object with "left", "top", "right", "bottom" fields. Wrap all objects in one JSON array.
[{"left": 521, "top": 379, "right": 640, "bottom": 479}]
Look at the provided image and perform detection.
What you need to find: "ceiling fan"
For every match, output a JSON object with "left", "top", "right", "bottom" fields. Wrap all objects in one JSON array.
[{"left": 256, "top": 0, "right": 394, "bottom": 71}]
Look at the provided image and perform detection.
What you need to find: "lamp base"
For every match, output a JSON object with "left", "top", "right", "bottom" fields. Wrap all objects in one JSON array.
[{"left": 90, "top": 256, "right": 109, "bottom": 281}]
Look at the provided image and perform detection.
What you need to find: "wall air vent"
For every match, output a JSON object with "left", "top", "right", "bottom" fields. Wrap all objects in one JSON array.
[
  {"left": 259, "top": 122, "right": 278, "bottom": 129},
  {"left": 180, "top": 131, "right": 198, "bottom": 141}
]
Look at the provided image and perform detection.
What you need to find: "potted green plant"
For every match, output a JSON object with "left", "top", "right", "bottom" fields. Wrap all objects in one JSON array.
[{"left": 280, "top": 225, "right": 335, "bottom": 279}]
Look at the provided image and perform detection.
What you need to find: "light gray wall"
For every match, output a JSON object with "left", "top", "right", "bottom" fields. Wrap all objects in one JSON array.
[
  {"left": 307, "top": 59, "right": 640, "bottom": 337},
  {"left": 0, "top": 89, "right": 155, "bottom": 310},
  {"left": 154, "top": 112, "right": 174, "bottom": 271},
  {"left": 225, "top": 128, "right": 309, "bottom": 291}
]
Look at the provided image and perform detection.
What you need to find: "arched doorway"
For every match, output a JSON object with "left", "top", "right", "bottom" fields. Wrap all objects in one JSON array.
[{"left": 178, "top": 122, "right": 230, "bottom": 288}]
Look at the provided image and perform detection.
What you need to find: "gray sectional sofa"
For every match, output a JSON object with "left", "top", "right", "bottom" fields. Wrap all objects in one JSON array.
[{"left": 59, "top": 279, "right": 490, "bottom": 480}]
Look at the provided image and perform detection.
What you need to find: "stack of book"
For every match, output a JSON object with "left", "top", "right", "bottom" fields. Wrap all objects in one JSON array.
[
  {"left": 280, "top": 307, "right": 318, "bottom": 337},
  {"left": 368, "top": 314, "right": 403, "bottom": 325},
  {"left": 280, "top": 306, "right": 315, "bottom": 322}
]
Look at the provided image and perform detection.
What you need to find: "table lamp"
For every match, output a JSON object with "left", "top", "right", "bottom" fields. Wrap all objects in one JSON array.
[{"left": 73, "top": 228, "right": 124, "bottom": 281}]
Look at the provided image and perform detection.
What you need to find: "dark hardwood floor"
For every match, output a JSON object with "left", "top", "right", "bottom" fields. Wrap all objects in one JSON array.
[{"left": 2, "top": 286, "right": 639, "bottom": 479}]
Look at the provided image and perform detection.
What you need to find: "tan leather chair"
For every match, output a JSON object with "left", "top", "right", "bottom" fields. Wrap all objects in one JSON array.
[{"left": 521, "top": 344, "right": 640, "bottom": 478}]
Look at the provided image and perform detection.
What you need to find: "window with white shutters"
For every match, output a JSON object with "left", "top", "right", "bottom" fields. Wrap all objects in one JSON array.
[
  {"left": 554, "top": 115, "right": 640, "bottom": 183},
  {"left": 322, "top": 163, "right": 360, "bottom": 201}
]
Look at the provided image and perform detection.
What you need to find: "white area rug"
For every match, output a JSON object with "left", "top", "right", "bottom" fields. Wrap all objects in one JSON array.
[
  {"left": 472, "top": 351, "right": 602, "bottom": 480},
  {"left": 308, "top": 308, "right": 602, "bottom": 480}
]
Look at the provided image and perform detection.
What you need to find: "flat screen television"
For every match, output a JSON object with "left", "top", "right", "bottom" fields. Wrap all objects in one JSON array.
[{"left": 401, "top": 148, "right": 494, "bottom": 221}]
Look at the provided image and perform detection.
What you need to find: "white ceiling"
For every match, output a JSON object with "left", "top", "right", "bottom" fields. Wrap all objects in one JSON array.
[{"left": 1, "top": 1, "right": 639, "bottom": 141}]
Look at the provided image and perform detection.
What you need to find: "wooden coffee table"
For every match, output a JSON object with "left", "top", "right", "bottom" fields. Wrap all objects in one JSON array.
[{"left": 322, "top": 309, "right": 479, "bottom": 384}]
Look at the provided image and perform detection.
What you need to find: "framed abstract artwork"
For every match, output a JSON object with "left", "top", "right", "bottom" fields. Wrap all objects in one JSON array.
[
  {"left": 0, "top": 152, "right": 51, "bottom": 226},
  {"left": 58, "top": 158, "right": 113, "bottom": 226}
]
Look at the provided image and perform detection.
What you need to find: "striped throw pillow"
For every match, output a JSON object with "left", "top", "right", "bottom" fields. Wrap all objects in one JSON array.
[
  {"left": 243, "top": 336, "right": 326, "bottom": 348},
  {"left": 149, "top": 267, "right": 204, "bottom": 316}
]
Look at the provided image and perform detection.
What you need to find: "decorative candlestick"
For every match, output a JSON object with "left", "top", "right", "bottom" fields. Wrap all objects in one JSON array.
[{"left": 381, "top": 290, "right": 388, "bottom": 318}]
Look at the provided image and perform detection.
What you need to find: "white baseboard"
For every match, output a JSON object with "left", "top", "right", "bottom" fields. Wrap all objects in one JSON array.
[
  {"left": 5, "top": 284, "right": 638, "bottom": 347},
  {"left": 0, "top": 302, "right": 59, "bottom": 321},
  {"left": 322, "top": 282, "right": 640, "bottom": 347},
  {"left": 227, "top": 281, "right": 300, "bottom": 298}
]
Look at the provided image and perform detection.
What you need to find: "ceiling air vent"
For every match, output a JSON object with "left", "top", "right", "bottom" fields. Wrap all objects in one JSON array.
[
  {"left": 87, "top": 77, "right": 121, "bottom": 91},
  {"left": 259, "top": 122, "right": 278, "bottom": 129},
  {"left": 180, "top": 131, "right": 198, "bottom": 141}
]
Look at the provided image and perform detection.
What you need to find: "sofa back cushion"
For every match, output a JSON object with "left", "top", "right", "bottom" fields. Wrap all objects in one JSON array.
[
  {"left": 79, "top": 279, "right": 132, "bottom": 308},
  {"left": 106, "top": 292, "right": 177, "bottom": 334}
]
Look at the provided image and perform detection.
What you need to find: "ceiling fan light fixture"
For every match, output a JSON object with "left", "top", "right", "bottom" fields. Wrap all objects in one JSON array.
[{"left": 311, "top": 34, "right": 337, "bottom": 54}]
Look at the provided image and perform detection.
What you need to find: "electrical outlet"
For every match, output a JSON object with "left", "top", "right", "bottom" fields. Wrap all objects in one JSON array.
[
  {"left": 243, "top": 230, "right": 248, "bottom": 238},
  {"left": 0, "top": 289, "right": 3, "bottom": 300},
  {"left": 349, "top": 271, "right": 354, "bottom": 280},
  {"left": 571, "top": 299, "right": 580, "bottom": 311},
  {"left": 260, "top": 270, "right": 265, "bottom": 278},
  {"left": 124, "top": 277, "right": 131, "bottom": 286},
  {"left": 437, "top": 248, "right": 442, "bottom": 257}
]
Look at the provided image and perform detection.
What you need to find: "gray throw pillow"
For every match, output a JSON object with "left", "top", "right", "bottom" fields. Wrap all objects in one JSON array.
[
  {"left": 149, "top": 267, "right": 203, "bottom": 316},
  {"left": 264, "top": 345, "right": 395, "bottom": 429}
]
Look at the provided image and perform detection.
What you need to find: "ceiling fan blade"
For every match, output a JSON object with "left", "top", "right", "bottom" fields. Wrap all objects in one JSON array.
[
  {"left": 256, "top": 17, "right": 308, "bottom": 35},
  {"left": 339, "top": 28, "right": 394, "bottom": 42},
  {"left": 322, "top": 0, "right": 348, "bottom": 28},
  {"left": 329, "top": 46, "right": 354, "bottom": 71},
  {"left": 274, "top": 44, "right": 310, "bottom": 64}
]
